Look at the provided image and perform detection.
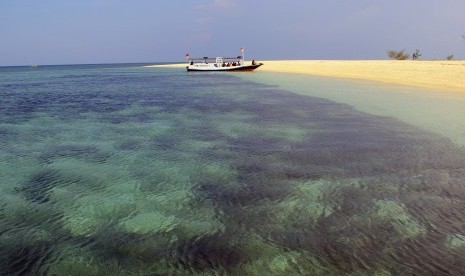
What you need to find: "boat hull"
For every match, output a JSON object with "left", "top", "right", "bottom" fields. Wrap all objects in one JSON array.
[{"left": 186, "top": 63, "right": 263, "bottom": 72}]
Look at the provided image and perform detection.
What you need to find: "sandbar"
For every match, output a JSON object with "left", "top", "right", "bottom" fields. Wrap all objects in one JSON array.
[
  {"left": 260, "top": 60, "right": 465, "bottom": 93},
  {"left": 147, "top": 60, "right": 465, "bottom": 92}
]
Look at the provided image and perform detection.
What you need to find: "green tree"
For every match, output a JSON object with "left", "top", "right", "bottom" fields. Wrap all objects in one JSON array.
[
  {"left": 387, "top": 49, "right": 410, "bottom": 60},
  {"left": 412, "top": 49, "right": 421, "bottom": 60}
]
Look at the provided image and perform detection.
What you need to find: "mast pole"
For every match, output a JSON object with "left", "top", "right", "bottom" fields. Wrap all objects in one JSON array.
[{"left": 240, "top": 47, "right": 244, "bottom": 65}]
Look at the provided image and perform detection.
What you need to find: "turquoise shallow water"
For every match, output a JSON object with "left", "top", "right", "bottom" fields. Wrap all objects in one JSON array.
[
  {"left": 1, "top": 64, "right": 465, "bottom": 275},
  {"left": 242, "top": 72, "right": 465, "bottom": 147}
]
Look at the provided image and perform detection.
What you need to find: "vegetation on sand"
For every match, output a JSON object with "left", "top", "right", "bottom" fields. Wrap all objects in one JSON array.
[
  {"left": 412, "top": 49, "right": 422, "bottom": 60},
  {"left": 387, "top": 49, "right": 410, "bottom": 60}
]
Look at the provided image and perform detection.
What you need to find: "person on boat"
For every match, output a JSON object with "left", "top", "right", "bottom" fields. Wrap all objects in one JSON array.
[
  {"left": 190, "top": 60, "right": 194, "bottom": 65},
  {"left": 252, "top": 59, "right": 256, "bottom": 65}
]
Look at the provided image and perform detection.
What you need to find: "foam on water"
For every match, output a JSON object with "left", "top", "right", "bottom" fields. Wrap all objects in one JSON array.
[{"left": 1, "top": 64, "right": 465, "bottom": 275}]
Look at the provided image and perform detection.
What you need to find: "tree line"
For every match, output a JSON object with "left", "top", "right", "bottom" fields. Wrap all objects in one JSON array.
[
  {"left": 387, "top": 49, "right": 455, "bottom": 61},
  {"left": 388, "top": 36, "right": 464, "bottom": 60}
]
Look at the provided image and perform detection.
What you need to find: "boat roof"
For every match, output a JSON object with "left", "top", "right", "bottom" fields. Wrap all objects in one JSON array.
[{"left": 187, "top": 56, "right": 243, "bottom": 61}]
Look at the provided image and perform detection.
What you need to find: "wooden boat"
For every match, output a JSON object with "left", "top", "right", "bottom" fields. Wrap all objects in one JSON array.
[{"left": 185, "top": 48, "right": 263, "bottom": 72}]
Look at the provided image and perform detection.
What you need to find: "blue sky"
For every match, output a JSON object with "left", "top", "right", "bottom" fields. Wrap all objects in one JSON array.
[{"left": 1, "top": 0, "right": 464, "bottom": 65}]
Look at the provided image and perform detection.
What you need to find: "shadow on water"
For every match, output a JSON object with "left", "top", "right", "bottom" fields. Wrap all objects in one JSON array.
[{"left": 2, "top": 68, "right": 465, "bottom": 274}]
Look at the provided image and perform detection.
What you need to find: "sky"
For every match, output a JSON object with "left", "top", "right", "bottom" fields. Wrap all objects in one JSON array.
[{"left": 1, "top": 0, "right": 465, "bottom": 66}]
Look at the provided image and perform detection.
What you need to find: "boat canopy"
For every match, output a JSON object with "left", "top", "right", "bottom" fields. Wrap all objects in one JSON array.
[{"left": 187, "top": 56, "right": 243, "bottom": 61}]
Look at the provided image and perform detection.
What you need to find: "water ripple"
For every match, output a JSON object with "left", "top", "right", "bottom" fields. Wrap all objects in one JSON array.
[{"left": 2, "top": 65, "right": 465, "bottom": 274}]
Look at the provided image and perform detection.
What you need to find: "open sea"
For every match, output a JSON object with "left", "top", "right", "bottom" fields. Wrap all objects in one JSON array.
[{"left": 1, "top": 63, "right": 465, "bottom": 275}]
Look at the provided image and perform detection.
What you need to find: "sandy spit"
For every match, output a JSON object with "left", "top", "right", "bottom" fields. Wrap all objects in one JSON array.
[{"left": 146, "top": 60, "right": 465, "bottom": 92}]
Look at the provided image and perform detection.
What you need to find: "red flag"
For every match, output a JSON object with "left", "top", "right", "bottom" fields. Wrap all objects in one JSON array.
[
  {"left": 185, "top": 53, "right": 190, "bottom": 60},
  {"left": 240, "top": 47, "right": 244, "bottom": 52}
]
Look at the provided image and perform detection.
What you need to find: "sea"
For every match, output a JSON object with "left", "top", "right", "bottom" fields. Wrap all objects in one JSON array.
[{"left": 1, "top": 63, "right": 465, "bottom": 275}]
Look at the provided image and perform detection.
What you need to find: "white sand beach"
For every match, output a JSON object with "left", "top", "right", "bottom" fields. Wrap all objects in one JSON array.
[
  {"left": 147, "top": 60, "right": 465, "bottom": 92},
  {"left": 260, "top": 60, "right": 465, "bottom": 93}
]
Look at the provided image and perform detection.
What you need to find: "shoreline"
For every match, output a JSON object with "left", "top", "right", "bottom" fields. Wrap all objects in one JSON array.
[{"left": 146, "top": 60, "right": 465, "bottom": 93}]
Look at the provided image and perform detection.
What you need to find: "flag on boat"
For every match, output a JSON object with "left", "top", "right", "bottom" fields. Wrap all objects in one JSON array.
[
  {"left": 185, "top": 53, "right": 190, "bottom": 60},
  {"left": 240, "top": 47, "right": 244, "bottom": 52}
]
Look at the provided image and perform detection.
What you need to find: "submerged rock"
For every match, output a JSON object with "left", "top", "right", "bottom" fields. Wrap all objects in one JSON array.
[
  {"left": 375, "top": 200, "right": 426, "bottom": 239},
  {"left": 445, "top": 233, "right": 465, "bottom": 249},
  {"left": 120, "top": 211, "right": 177, "bottom": 234},
  {"left": 63, "top": 194, "right": 136, "bottom": 236}
]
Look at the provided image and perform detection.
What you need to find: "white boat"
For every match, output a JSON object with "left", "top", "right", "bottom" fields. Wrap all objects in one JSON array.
[{"left": 185, "top": 48, "right": 263, "bottom": 72}]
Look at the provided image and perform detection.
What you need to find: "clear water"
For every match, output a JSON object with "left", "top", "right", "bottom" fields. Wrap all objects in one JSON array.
[
  {"left": 242, "top": 72, "right": 465, "bottom": 147},
  {"left": 1, "top": 64, "right": 465, "bottom": 275}
]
